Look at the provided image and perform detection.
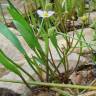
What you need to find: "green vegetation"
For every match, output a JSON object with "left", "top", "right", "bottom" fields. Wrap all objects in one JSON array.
[{"left": 0, "top": 0, "right": 96, "bottom": 95}]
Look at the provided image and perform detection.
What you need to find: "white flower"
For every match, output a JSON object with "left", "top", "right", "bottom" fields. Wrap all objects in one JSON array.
[{"left": 37, "top": 10, "right": 54, "bottom": 18}]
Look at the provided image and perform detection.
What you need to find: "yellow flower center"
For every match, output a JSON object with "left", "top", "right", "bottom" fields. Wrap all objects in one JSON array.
[{"left": 43, "top": 12, "right": 49, "bottom": 17}]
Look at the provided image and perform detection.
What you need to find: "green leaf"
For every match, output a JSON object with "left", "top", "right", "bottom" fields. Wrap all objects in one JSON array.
[
  {"left": 13, "top": 20, "right": 45, "bottom": 59},
  {"left": 7, "top": 0, "right": 45, "bottom": 58},
  {"left": 7, "top": 1, "right": 42, "bottom": 50},
  {"left": 65, "top": 0, "right": 72, "bottom": 12},
  {"left": 0, "top": 23, "right": 39, "bottom": 73},
  {"left": 0, "top": 23, "right": 25, "bottom": 54},
  {"left": 7, "top": 0, "right": 46, "bottom": 65},
  {"left": 0, "top": 50, "right": 21, "bottom": 76},
  {"left": 13, "top": 20, "right": 36, "bottom": 49},
  {"left": 76, "top": 0, "right": 85, "bottom": 16},
  {"left": 49, "top": 27, "right": 58, "bottom": 48},
  {"left": 0, "top": 23, "right": 38, "bottom": 72}
]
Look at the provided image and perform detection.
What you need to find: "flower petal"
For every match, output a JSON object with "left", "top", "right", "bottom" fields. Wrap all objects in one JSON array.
[
  {"left": 37, "top": 10, "right": 44, "bottom": 17},
  {"left": 48, "top": 11, "right": 55, "bottom": 17}
]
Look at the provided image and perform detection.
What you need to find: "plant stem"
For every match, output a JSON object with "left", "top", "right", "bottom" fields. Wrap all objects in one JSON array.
[
  {"left": 72, "top": 29, "right": 83, "bottom": 73},
  {"left": 25, "top": 55, "right": 44, "bottom": 81},
  {"left": 36, "top": 18, "right": 44, "bottom": 37},
  {"left": 54, "top": 56, "right": 65, "bottom": 73},
  {"left": 14, "top": 64, "right": 35, "bottom": 81},
  {"left": 49, "top": 47, "right": 60, "bottom": 74},
  {"left": 46, "top": 54, "right": 49, "bottom": 82},
  {"left": 19, "top": 75, "right": 32, "bottom": 91},
  {"left": 1, "top": 79, "right": 96, "bottom": 90}
]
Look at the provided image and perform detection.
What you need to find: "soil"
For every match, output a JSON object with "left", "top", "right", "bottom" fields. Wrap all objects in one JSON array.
[{"left": 24, "top": 87, "right": 56, "bottom": 96}]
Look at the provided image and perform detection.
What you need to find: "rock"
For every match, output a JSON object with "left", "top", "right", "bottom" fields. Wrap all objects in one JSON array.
[
  {"left": 18, "top": 36, "right": 34, "bottom": 58},
  {"left": 1, "top": 0, "right": 24, "bottom": 13},
  {"left": 9, "top": 27, "right": 20, "bottom": 36},
  {"left": 57, "top": 53, "right": 86, "bottom": 73},
  {"left": 68, "top": 53, "right": 86, "bottom": 68},
  {"left": 89, "top": 12, "right": 96, "bottom": 23},
  {"left": 80, "top": 28, "right": 94, "bottom": 42},
  {"left": 0, "top": 72, "right": 26, "bottom": 94},
  {"left": 0, "top": 29, "right": 38, "bottom": 93},
  {"left": 0, "top": 33, "right": 24, "bottom": 62},
  {"left": 58, "top": 28, "right": 94, "bottom": 54}
]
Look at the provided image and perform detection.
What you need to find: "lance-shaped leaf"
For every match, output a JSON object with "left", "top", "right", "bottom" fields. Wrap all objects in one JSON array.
[
  {"left": 13, "top": 20, "right": 45, "bottom": 60},
  {"left": 7, "top": 1, "right": 45, "bottom": 61},
  {"left": 0, "top": 23, "right": 42, "bottom": 75},
  {"left": 13, "top": 20, "right": 36, "bottom": 49},
  {"left": 0, "top": 50, "right": 21, "bottom": 76},
  {"left": 0, "top": 23, "right": 25, "bottom": 54}
]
